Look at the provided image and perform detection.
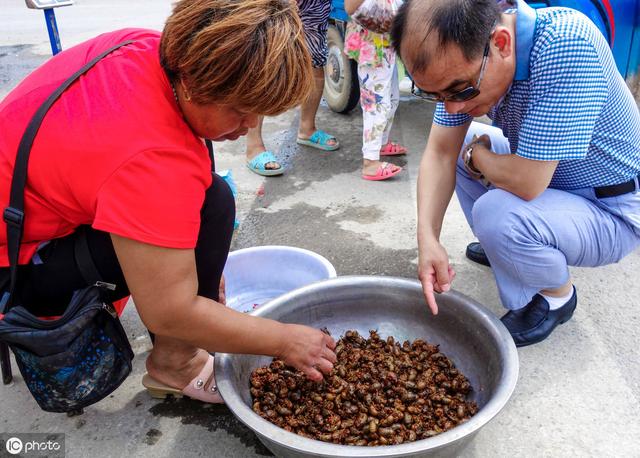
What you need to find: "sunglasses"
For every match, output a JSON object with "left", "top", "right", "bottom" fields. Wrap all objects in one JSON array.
[{"left": 412, "top": 35, "right": 492, "bottom": 103}]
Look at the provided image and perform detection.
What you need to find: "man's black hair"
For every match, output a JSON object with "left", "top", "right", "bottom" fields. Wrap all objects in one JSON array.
[{"left": 391, "top": 0, "right": 502, "bottom": 73}]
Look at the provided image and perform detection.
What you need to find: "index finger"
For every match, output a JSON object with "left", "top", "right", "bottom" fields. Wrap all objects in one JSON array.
[{"left": 421, "top": 279, "right": 439, "bottom": 315}]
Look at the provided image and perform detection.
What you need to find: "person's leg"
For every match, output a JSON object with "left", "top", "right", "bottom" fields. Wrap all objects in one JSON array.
[
  {"left": 454, "top": 122, "right": 640, "bottom": 344},
  {"left": 145, "top": 336, "right": 212, "bottom": 394},
  {"left": 358, "top": 60, "right": 402, "bottom": 178},
  {"left": 380, "top": 62, "right": 400, "bottom": 148},
  {"left": 193, "top": 173, "right": 235, "bottom": 300},
  {"left": 471, "top": 187, "right": 640, "bottom": 310},
  {"left": 296, "top": 0, "right": 338, "bottom": 149},
  {"left": 146, "top": 172, "right": 235, "bottom": 391},
  {"left": 245, "top": 116, "right": 266, "bottom": 160},
  {"left": 299, "top": 67, "right": 326, "bottom": 140},
  {"left": 245, "top": 116, "right": 283, "bottom": 174}
]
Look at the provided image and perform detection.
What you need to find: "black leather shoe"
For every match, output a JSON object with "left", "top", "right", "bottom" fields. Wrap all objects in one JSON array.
[
  {"left": 501, "top": 288, "right": 577, "bottom": 347},
  {"left": 465, "top": 242, "right": 491, "bottom": 267}
]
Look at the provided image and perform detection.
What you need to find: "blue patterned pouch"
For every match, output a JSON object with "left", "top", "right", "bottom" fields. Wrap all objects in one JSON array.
[{"left": 0, "top": 286, "right": 133, "bottom": 412}]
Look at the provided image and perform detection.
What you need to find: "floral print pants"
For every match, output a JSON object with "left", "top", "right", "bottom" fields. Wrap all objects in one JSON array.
[{"left": 357, "top": 55, "right": 399, "bottom": 160}]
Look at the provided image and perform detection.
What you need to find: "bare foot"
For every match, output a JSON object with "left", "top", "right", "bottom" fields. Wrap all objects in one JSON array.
[
  {"left": 146, "top": 348, "right": 212, "bottom": 391},
  {"left": 246, "top": 145, "right": 281, "bottom": 171},
  {"left": 298, "top": 127, "right": 338, "bottom": 148}
]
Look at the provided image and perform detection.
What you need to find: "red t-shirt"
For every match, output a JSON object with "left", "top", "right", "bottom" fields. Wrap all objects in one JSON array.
[{"left": 0, "top": 29, "right": 212, "bottom": 266}]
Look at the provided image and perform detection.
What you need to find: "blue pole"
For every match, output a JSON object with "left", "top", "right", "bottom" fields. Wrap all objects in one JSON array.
[{"left": 43, "top": 8, "right": 63, "bottom": 55}]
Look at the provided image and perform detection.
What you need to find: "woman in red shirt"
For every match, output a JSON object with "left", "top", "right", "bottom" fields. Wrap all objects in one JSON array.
[{"left": 0, "top": 0, "right": 336, "bottom": 403}]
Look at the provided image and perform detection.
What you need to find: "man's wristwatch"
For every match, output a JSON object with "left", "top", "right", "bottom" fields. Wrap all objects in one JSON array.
[{"left": 462, "top": 143, "right": 484, "bottom": 179}]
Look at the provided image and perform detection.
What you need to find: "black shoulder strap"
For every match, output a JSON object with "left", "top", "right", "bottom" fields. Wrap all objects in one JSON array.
[
  {"left": 205, "top": 139, "right": 215, "bottom": 172},
  {"left": 2, "top": 40, "right": 133, "bottom": 312},
  {"left": 73, "top": 226, "right": 103, "bottom": 285}
]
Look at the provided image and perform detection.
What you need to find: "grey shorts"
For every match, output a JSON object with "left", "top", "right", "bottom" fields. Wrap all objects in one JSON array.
[{"left": 298, "top": 0, "right": 332, "bottom": 67}]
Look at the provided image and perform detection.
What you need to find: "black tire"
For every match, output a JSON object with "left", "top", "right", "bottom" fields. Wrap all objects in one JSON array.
[{"left": 324, "top": 23, "right": 360, "bottom": 114}]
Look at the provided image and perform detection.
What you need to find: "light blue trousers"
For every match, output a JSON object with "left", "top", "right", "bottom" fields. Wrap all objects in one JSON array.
[{"left": 456, "top": 122, "right": 640, "bottom": 310}]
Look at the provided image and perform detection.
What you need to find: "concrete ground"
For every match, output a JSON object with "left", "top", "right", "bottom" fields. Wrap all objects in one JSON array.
[{"left": 1, "top": 1, "right": 639, "bottom": 456}]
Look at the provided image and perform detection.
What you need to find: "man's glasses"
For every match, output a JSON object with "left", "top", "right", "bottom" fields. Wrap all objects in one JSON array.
[{"left": 412, "top": 34, "right": 492, "bottom": 103}]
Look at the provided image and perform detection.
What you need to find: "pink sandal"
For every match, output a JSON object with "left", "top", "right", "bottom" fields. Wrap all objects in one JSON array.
[
  {"left": 362, "top": 162, "right": 403, "bottom": 181},
  {"left": 380, "top": 142, "right": 407, "bottom": 156},
  {"left": 142, "top": 354, "right": 223, "bottom": 403}
]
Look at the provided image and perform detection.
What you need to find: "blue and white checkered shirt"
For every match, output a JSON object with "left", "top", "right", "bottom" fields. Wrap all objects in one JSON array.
[{"left": 433, "top": 0, "right": 640, "bottom": 189}]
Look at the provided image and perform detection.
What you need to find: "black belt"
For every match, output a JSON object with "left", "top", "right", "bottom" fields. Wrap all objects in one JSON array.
[{"left": 594, "top": 174, "right": 640, "bottom": 198}]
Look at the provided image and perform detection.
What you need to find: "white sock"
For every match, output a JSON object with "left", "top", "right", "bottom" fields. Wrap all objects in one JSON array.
[{"left": 540, "top": 287, "right": 574, "bottom": 310}]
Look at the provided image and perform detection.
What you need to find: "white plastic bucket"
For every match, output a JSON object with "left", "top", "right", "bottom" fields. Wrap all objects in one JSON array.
[{"left": 222, "top": 245, "right": 337, "bottom": 313}]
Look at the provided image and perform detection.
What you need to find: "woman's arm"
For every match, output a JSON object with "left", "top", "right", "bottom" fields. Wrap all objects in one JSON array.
[{"left": 110, "top": 234, "right": 336, "bottom": 381}]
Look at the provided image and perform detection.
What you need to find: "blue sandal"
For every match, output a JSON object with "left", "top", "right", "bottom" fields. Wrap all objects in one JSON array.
[
  {"left": 296, "top": 130, "right": 340, "bottom": 151},
  {"left": 246, "top": 151, "right": 284, "bottom": 177}
]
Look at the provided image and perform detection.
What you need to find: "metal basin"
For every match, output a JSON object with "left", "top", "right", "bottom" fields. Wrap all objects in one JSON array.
[{"left": 216, "top": 276, "right": 519, "bottom": 457}]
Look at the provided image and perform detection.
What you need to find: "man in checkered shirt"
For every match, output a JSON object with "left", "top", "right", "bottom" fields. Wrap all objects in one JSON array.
[{"left": 391, "top": 0, "right": 640, "bottom": 346}]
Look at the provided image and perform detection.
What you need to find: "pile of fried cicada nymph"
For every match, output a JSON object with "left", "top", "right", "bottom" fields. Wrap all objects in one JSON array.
[{"left": 250, "top": 329, "right": 478, "bottom": 446}]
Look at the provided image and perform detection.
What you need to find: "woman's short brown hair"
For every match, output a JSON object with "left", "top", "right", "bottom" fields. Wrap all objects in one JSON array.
[{"left": 160, "top": 0, "right": 313, "bottom": 116}]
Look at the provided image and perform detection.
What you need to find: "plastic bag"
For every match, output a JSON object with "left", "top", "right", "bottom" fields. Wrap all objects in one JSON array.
[
  {"left": 216, "top": 169, "right": 240, "bottom": 229},
  {"left": 351, "top": 0, "right": 402, "bottom": 34}
]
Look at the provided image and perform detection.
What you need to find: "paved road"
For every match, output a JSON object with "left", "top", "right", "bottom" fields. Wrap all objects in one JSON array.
[{"left": 1, "top": 1, "right": 639, "bottom": 456}]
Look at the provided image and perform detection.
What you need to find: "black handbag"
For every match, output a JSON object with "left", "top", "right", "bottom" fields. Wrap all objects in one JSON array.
[{"left": 0, "top": 41, "right": 135, "bottom": 413}]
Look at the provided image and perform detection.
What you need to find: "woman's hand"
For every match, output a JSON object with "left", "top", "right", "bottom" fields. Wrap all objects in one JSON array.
[
  {"left": 277, "top": 324, "right": 337, "bottom": 382},
  {"left": 418, "top": 239, "right": 456, "bottom": 315}
]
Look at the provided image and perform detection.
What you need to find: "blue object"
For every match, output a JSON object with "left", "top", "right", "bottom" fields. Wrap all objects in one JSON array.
[
  {"left": 246, "top": 151, "right": 284, "bottom": 176},
  {"left": 538, "top": 0, "right": 639, "bottom": 81},
  {"left": 0, "top": 292, "right": 9, "bottom": 312},
  {"left": 217, "top": 169, "right": 236, "bottom": 195},
  {"left": 296, "top": 130, "right": 340, "bottom": 151},
  {"left": 43, "top": 8, "right": 63, "bottom": 55},
  {"left": 330, "top": 0, "right": 349, "bottom": 22},
  {"left": 216, "top": 169, "right": 240, "bottom": 229},
  {"left": 0, "top": 286, "right": 134, "bottom": 412}
]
